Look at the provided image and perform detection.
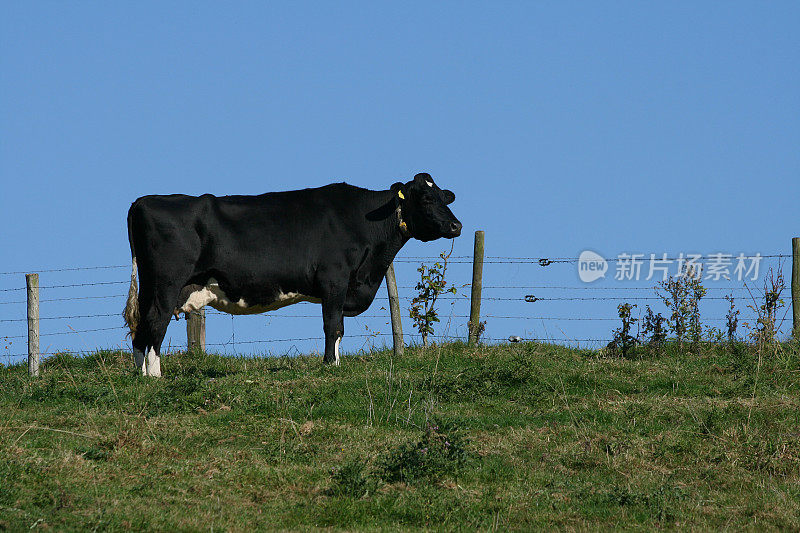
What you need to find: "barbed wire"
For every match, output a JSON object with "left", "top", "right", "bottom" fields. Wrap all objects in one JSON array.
[
  {"left": 400, "top": 254, "right": 788, "bottom": 262},
  {"left": 0, "top": 250, "right": 782, "bottom": 294},
  {"left": 394, "top": 254, "right": 787, "bottom": 265},
  {"left": 0, "top": 279, "right": 771, "bottom": 306},
  {"left": 0, "top": 290, "right": 770, "bottom": 322},
  {"left": 199, "top": 309, "right": 738, "bottom": 322},
  {"left": 0, "top": 313, "right": 119, "bottom": 323},
  {"left": 0, "top": 253, "right": 781, "bottom": 277},
  {"left": 206, "top": 332, "right": 609, "bottom": 348},
  {"left": 399, "top": 295, "right": 747, "bottom": 302},
  {"left": 519, "top": 295, "right": 740, "bottom": 302},
  {"left": 0, "top": 294, "right": 127, "bottom": 306},
  {"left": 0, "top": 282, "right": 767, "bottom": 307},
  {"left": 0, "top": 265, "right": 129, "bottom": 276},
  {"left": 0, "top": 281, "right": 129, "bottom": 293},
  {"left": 205, "top": 337, "right": 321, "bottom": 347},
  {"left": 0, "top": 280, "right": 761, "bottom": 299},
  {"left": 0, "top": 290, "right": 771, "bottom": 321},
  {"left": 2, "top": 326, "right": 126, "bottom": 340},
  {"left": 399, "top": 285, "right": 755, "bottom": 291}
]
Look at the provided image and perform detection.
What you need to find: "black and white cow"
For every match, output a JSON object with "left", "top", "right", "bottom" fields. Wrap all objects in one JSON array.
[{"left": 123, "top": 173, "right": 461, "bottom": 376}]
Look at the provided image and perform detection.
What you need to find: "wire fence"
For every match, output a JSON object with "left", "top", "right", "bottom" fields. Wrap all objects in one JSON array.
[{"left": 1, "top": 252, "right": 795, "bottom": 363}]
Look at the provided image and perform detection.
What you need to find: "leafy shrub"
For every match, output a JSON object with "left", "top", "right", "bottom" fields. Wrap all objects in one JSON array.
[
  {"left": 725, "top": 294, "right": 740, "bottom": 342},
  {"left": 409, "top": 250, "right": 457, "bottom": 347},
  {"left": 744, "top": 267, "right": 786, "bottom": 348},
  {"left": 641, "top": 306, "right": 667, "bottom": 349},
  {"left": 607, "top": 303, "right": 639, "bottom": 358},
  {"left": 657, "top": 264, "right": 706, "bottom": 349},
  {"left": 377, "top": 421, "right": 476, "bottom": 484},
  {"left": 327, "top": 459, "right": 373, "bottom": 498}
]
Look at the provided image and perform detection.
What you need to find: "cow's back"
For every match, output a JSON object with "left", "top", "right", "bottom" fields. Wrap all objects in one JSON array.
[{"left": 127, "top": 183, "right": 379, "bottom": 290}]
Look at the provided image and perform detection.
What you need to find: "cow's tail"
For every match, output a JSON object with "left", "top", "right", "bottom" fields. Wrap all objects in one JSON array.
[{"left": 123, "top": 209, "right": 139, "bottom": 339}]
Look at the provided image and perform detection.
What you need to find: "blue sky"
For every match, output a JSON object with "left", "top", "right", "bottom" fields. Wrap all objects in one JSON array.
[{"left": 1, "top": 2, "right": 798, "bottom": 362}]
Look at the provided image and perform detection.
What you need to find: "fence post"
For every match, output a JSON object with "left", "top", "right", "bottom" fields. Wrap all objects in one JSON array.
[
  {"left": 187, "top": 308, "right": 206, "bottom": 351},
  {"left": 792, "top": 237, "right": 800, "bottom": 340},
  {"left": 385, "top": 262, "right": 404, "bottom": 358},
  {"left": 468, "top": 230, "right": 485, "bottom": 346},
  {"left": 26, "top": 273, "right": 40, "bottom": 377}
]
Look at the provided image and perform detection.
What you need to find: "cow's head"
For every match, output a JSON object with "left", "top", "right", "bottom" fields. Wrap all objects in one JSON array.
[{"left": 392, "top": 173, "right": 462, "bottom": 242}]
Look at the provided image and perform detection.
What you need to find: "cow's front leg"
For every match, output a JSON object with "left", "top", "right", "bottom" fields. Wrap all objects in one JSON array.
[{"left": 321, "top": 289, "right": 346, "bottom": 366}]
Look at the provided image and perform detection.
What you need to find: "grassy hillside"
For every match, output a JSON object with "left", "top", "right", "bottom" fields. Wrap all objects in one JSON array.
[{"left": 1, "top": 341, "right": 800, "bottom": 531}]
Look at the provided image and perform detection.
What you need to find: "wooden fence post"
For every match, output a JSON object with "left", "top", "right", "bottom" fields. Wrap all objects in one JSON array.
[
  {"left": 385, "top": 262, "right": 404, "bottom": 358},
  {"left": 187, "top": 308, "right": 206, "bottom": 351},
  {"left": 792, "top": 237, "right": 800, "bottom": 340},
  {"left": 26, "top": 273, "right": 40, "bottom": 377},
  {"left": 468, "top": 230, "right": 485, "bottom": 346}
]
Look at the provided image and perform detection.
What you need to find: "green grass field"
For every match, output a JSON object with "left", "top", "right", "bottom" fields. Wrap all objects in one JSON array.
[{"left": 2, "top": 341, "right": 800, "bottom": 531}]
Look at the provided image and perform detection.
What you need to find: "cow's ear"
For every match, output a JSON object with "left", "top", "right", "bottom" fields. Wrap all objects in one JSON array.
[
  {"left": 390, "top": 182, "right": 406, "bottom": 201},
  {"left": 414, "top": 173, "right": 433, "bottom": 186},
  {"left": 441, "top": 189, "right": 456, "bottom": 205}
]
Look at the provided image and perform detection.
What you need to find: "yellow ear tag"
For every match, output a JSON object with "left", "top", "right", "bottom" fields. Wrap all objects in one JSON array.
[{"left": 398, "top": 190, "right": 405, "bottom": 200}]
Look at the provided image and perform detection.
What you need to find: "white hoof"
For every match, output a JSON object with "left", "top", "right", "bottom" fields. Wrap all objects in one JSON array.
[{"left": 146, "top": 347, "right": 162, "bottom": 377}]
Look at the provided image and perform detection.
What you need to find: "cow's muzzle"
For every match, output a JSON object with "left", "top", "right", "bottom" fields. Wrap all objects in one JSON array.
[{"left": 447, "top": 221, "right": 462, "bottom": 238}]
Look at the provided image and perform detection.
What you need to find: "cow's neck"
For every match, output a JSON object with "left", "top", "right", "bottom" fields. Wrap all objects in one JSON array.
[
  {"left": 362, "top": 193, "right": 412, "bottom": 286},
  {"left": 396, "top": 204, "right": 411, "bottom": 239},
  {"left": 377, "top": 226, "right": 409, "bottom": 277},
  {"left": 366, "top": 222, "right": 408, "bottom": 287}
]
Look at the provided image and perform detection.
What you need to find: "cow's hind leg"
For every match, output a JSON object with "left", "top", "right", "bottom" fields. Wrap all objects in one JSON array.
[
  {"left": 141, "top": 298, "right": 181, "bottom": 377},
  {"left": 133, "top": 312, "right": 170, "bottom": 377},
  {"left": 146, "top": 313, "right": 173, "bottom": 377},
  {"left": 132, "top": 334, "right": 148, "bottom": 376},
  {"left": 132, "top": 291, "right": 153, "bottom": 376},
  {"left": 134, "top": 283, "right": 185, "bottom": 377},
  {"left": 321, "top": 287, "right": 346, "bottom": 366}
]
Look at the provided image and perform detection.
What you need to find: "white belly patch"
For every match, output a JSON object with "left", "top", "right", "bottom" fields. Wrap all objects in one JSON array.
[{"left": 177, "top": 278, "right": 320, "bottom": 316}]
